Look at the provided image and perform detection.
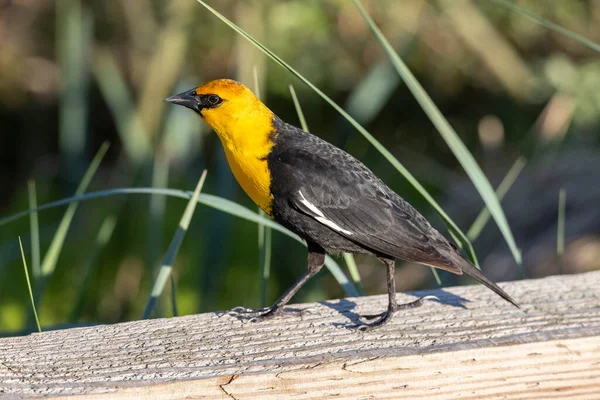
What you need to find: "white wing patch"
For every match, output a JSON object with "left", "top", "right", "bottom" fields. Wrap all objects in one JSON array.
[{"left": 298, "top": 191, "right": 353, "bottom": 236}]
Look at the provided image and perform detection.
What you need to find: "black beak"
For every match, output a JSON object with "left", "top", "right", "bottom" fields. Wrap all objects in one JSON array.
[{"left": 164, "top": 88, "right": 200, "bottom": 112}]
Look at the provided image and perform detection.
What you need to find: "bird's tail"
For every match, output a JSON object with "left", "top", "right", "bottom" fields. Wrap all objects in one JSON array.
[{"left": 447, "top": 252, "right": 522, "bottom": 310}]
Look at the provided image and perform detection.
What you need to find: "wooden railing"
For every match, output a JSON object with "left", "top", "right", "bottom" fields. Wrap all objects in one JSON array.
[{"left": 1, "top": 271, "right": 599, "bottom": 399}]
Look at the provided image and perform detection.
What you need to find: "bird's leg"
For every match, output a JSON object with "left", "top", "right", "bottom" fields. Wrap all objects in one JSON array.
[
  {"left": 352, "top": 258, "right": 398, "bottom": 330},
  {"left": 354, "top": 258, "right": 437, "bottom": 331},
  {"left": 229, "top": 244, "right": 325, "bottom": 323}
]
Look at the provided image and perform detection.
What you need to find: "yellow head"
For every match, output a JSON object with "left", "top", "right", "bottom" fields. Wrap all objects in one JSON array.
[
  {"left": 165, "top": 79, "right": 274, "bottom": 150},
  {"left": 165, "top": 79, "right": 276, "bottom": 213}
]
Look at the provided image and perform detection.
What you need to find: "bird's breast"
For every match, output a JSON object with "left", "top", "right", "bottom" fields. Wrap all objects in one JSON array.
[{"left": 224, "top": 147, "right": 273, "bottom": 214}]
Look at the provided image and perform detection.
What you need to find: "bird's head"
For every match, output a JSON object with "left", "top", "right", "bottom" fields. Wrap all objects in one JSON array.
[{"left": 165, "top": 79, "right": 272, "bottom": 141}]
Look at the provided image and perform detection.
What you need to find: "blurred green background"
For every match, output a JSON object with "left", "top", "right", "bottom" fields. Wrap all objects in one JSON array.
[{"left": 1, "top": 0, "right": 599, "bottom": 335}]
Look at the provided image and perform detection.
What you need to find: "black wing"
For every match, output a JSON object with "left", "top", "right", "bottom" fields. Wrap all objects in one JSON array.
[{"left": 274, "top": 145, "right": 461, "bottom": 274}]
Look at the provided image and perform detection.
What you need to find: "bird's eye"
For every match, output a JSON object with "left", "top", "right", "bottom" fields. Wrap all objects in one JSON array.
[{"left": 207, "top": 94, "right": 221, "bottom": 105}]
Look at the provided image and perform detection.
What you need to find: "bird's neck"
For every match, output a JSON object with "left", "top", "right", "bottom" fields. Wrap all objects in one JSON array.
[
  {"left": 207, "top": 105, "right": 275, "bottom": 157},
  {"left": 206, "top": 104, "right": 277, "bottom": 214}
]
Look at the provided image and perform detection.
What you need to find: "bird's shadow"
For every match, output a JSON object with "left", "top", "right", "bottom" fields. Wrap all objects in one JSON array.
[
  {"left": 318, "top": 298, "right": 362, "bottom": 327},
  {"left": 218, "top": 290, "right": 471, "bottom": 329},
  {"left": 416, "top": 289, "right": 470, "bottom": 309},
  {"left": 319, "top": 289, "right": 470, "bottom": 327}
]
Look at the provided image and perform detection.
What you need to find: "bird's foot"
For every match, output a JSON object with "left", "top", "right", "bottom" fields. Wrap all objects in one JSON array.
[
  {"left": 352, "top": 295, "right": 439, "bottom": 331},
  {"left": 353, "top": 309, "right": 396, "bottom": 331},
  {"left": 228, "top": 305, "right": 282, "bottom": 323}
]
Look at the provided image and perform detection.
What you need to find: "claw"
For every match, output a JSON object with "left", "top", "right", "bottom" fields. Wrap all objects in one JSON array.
[
  {"left": 349, "top": 316, "right": 391, "bottom": 331},
  {"left": 228, "top": 306, "right": 270, "bottom": 316},
  {"left": 350, "top": 295, "right": 439, "bottom": 331},
  {"left": 227, "top": 304, "right": 281, "bottom": 323},
  {"left": 230, "top": 306, "right": 268, "bottom": 314},
  {"left": 360, "top": 313, "right": 385, "bottom": 321},
  {"left": 396, "top": 295, "right": 438, "bottom": 310}
]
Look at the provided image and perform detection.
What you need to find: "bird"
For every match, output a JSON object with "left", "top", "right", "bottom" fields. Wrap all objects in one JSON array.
[{"left": 165, "top": 79, "right": 521, "bottom": 330}]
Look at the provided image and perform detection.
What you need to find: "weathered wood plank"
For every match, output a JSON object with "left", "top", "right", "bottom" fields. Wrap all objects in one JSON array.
[
  {"left": 1, "top": 271, "right": 599, "bottom": 399},
  {"left": 43, "top": 335, "right": 600, "bottom": 400}
]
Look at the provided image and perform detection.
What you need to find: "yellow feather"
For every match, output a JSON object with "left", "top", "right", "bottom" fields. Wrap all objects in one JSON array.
[{"left": 195, "top": 79, "right": 275, "bottom": 214}]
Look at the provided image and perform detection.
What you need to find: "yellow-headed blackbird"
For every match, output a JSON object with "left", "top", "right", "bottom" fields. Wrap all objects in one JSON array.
[{"left": 166, "top": 79, "right": 520, "bottom": 330}]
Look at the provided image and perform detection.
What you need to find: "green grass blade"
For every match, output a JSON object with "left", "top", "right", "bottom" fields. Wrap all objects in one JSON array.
[
  {"left": 27, "top": 181, "right": 41, "bottom": 281},
  {"left": 557, "top": 188, "right": 566, "bottom": 256},
  {"left": 149, "top": 148, "right": 170, "bottom": 272},
  {"left": 258, "top": 223, "right": 272, "bottom": 307},
  {"left": 143, "top": 170, "right": 207, "bottom": 319},
  {"left": 253, "top": 66, "right": 262, "bottom": 101},
  {"left": 344, "top": 61, "right": 400, "bottom": 126},
  {"left": 92, "top": 48, "right": 152, "bottom": 164},
  {"left": 0, "top": 189, "right": 288, "bottom": 234},
  {"left": 342, "top": 253, "right": 364, "bottom": 295},
  {"left": 467, "top": 157, "right": 527, "bottom": 241},
  {"left": 489, "top": 0, "right": 600, "bottom": 54},
  {"left": 19, "top": 237, "right": 41, "bottom": 332},
  {"left": 40, "top": 142, "right": 110, "bottom": 278},
  {"left": 169, "top": 274, "right": 178, "bottom": 317},
  {"left": 195, "top": 0, "right": 479, "bottom": 268},
  {"left": 56, "top": 0, "right": 91, "bottom": 180},
  {"left": 557, "top": 188, "right": 566, "bottom": 275},
  {"left": 1, "top": 187, "right": 358, "bottom": 298},
  {"left": 352, "top": 0, "right": 521, "bottom": 266},
  {"left": 148, "top": 147, "right": 170, "bottom": 317},
  {"left": 430, "top": 268, "right": 441, "bottom": 286},
  {"left": 289, "top": 85, "right": 309, "bottom": 134},
  {"left": 323, "top": 255, "right": 355, "bottom": 296}
]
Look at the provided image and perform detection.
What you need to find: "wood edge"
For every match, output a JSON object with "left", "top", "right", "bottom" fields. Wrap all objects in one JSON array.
[{"left": 38, "top": 335, "right": 600, "bottom": 400}]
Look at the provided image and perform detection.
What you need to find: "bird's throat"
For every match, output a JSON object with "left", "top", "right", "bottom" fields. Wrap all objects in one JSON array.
[{"left": 209, "top": 111, "right": 276, "bottom": 215}]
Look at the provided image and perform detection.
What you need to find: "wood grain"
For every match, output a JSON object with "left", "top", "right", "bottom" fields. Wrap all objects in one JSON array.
[{"left": 1, "top": 271, "right": 599, "bottom": 399}]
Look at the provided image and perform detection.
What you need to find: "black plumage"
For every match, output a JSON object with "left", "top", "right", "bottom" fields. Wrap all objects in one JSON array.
[
  {"left": 269, "top": 116, "right": 455, "bottom": 267},
  {"left": 241, "top": 116, "right": 520, "bottom": 329}
]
